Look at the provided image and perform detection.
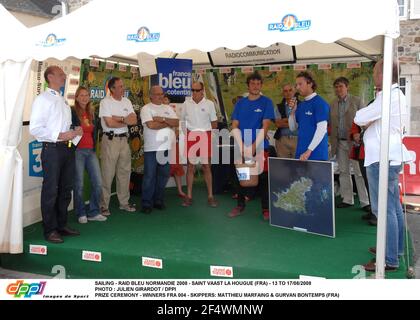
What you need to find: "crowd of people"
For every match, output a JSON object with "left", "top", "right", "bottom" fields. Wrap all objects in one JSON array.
[{"left": 29, "top": 60, "right": 410, "bottom": 272}]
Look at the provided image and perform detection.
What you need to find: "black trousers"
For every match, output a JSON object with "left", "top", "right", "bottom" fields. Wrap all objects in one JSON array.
[
  {"left": 237, "top": 171, "right": 269, "bottom": 210},
  {"left": 358, "top": 158, "right": 370, "bottom": 200},
  {"left": 40, "top": 143, "right": 75, "bottom": 237},
  {"left": 236, "top": 147, "right": 274, "bottom": 211}
]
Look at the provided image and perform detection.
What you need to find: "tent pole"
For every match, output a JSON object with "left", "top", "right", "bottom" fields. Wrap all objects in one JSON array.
[
  {"left": 61, "top": 1, "right": 68, "bottom": 16},
  {"left": 334, "top": 40, "right": 379, "bottom": 62},
  {"left": 375, "top": 35, "right": 394, "bottom": 279}
]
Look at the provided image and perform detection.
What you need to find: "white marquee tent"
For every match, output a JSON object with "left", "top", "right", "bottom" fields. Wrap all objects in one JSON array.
[
  {"left": 0, "top": 0, "right": 401, "bottom": 278},
  {"left": 0, "top": 4, "right": 33, "bottom": 256}
]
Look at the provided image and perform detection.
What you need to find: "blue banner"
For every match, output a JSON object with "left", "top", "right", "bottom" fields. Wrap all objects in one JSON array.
[
  {"left": 155, "top": 58, "right": 192, "bottom": 97},
  {"left": 29, "top": 140, "right": 43, "bottom": 177}
]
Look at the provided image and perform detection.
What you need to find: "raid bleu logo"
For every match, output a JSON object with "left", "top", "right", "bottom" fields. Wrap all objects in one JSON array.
[
  {"left": 37, "top": 33, "right": 66, "bottom": 47},
  {"left": 268, "top": 14, "right": 311, "bottom": 32},
  {"left": 127, "top": 27, "right": 160, "bottom": 42}
]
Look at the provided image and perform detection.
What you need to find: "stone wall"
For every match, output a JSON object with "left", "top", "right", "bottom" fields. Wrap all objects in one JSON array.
[
  {"left": 67, "top": 0, "right": 90, "bottom": 12},
  {"left": 398, "top": 20, "right": 420, "bottom": 135}
]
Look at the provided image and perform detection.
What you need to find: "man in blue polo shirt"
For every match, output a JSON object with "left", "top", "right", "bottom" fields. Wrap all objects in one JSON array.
[
  {"left": 229, "top": 72, "right": 275, "bottom": 221},
  {"left": 288, "top": 71, "right": 329, "bottom": 161}
]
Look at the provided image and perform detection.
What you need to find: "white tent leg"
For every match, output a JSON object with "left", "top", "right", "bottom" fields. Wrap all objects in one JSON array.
[{"left": 375, "top": 35, "right": 394, "bottom": 279}]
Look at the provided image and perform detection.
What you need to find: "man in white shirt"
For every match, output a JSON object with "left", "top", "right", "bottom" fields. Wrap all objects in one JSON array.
[
  {"left": 354, "top": 60, "right": 410, "bottom": 272},
  {"left": 181, "top": 81, "right": 218, "bottom": 207},
  {"left": 29, "top": 66, "right": 83, "bottom": 243},
  {"left": 140, "top": 86, "right": 179, "bottom": 214},
  {"left": 99, "top": 77, "right": 138, "bottom": 215}
]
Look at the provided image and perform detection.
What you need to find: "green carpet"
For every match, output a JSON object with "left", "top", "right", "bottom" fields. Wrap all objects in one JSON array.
[{"left": 0, "top": 187, "right": 412, "bottom": 279}]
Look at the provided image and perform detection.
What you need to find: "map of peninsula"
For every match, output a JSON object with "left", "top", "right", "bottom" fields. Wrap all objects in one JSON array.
[{"left": 272, "top": 177, "right": 313, "bottom": 214}]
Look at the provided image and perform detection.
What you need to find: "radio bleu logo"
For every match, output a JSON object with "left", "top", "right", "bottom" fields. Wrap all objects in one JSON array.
[
  {"left": 127, "top": 26, "right": 160, "bottom": 43},
  {"left": 268, "top": 14, "right": 311, "bottom": 32},
  {"left": 6, "top": 280, "right": 46, "bottom": 298},
  {"left": 37, "top": 33, "right": 66, "bottom": 47}
]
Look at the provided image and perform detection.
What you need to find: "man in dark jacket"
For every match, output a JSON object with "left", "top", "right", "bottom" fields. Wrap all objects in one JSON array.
[{"left": 274, "top": 84, "right": 299, "bottom": 158}]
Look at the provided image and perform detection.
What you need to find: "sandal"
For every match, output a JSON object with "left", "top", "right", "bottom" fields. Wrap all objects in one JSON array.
[
  {"left": 182, "top": 197, "right": 193, "bottom": 207},
  {"left": 208, "top": 197, "right": 218, "bottom": 208}
]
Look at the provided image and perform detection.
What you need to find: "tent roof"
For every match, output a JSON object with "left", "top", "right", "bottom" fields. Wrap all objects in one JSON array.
[
  {"left": 0, "top": 0, "right": 398, "bottom": 64},
  {"left": 0, "top": 4, "right": 31, "bottom": 62},
  {"left": 119, "top": 36, "right": 384, "bottom": 67}
]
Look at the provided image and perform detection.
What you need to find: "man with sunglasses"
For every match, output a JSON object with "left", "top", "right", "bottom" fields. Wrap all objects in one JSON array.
[{"left": 181, "top": 81, "right": 218, "bottom": 207}]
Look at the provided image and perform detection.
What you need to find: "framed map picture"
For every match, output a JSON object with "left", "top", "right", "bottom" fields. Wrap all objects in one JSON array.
[{"left": 268, "top": 158, "right": 335, "bottom": 237}]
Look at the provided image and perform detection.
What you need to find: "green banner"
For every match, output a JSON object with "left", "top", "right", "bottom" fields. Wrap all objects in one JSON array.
[{"left": 196, "top": 62, "right": 375, "bottom": 125}]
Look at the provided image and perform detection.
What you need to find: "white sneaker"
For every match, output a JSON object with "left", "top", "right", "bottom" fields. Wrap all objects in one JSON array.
[
  {"left": 87, "top": 214, "right": 107, "bottom": 222},
  {"left": 119, "top": 204, "right": 136, "bottom": 212},
  {"left": 78, "top": 216, "right": 88, "bottom": 224}
]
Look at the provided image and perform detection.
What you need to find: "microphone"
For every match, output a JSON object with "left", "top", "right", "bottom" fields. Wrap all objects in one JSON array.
[{"left": 68, "top": 124, "right": 75, "bottom": 148}]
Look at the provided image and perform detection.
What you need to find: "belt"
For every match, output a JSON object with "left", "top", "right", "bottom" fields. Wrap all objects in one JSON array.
[
  {"left": 43, "top": 141, "right": 68, "bottom": 145},
  {"left": 43, "top": 141, "right": 72, "bottom": 148},
  {"left": 104, "top": 132, "right": 128, "bottom": 138},
  {"left": 339, "top": 138, "right": 348, "bottom": 141}
]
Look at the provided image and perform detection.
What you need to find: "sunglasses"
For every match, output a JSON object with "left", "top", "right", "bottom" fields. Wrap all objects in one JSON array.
[{"left": 191, "top": 89, "right": 202, "bottom": 92}]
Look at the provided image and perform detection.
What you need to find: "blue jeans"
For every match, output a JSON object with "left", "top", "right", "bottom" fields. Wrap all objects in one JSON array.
[
  {"left": 142, "top": 150, "right": 170, "bottom": 208},
  {"left": 74, "top": 148, "right": 102, "bottom": 218},
  {"left": 366, "top": 162, "right": 404, "bottom": 267}
]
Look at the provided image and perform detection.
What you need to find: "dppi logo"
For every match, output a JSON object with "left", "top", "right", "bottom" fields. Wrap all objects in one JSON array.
[
  {"left": 127, "top": 27, "right": 160, "bottom": 43},
  {"left": 37, "top": 33, "right": 66, "bottom": 47},
  {"left": 6, "top": 280, "right": 46, "bottom": 298},
  {"left": 268, "top": 14, "right": 311, "bottom": 32}
]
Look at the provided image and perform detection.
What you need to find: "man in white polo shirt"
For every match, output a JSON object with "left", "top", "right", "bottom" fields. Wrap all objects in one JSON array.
[
  {"left": 99, "top": 77, "right": 138, "bottom": 215},
  {"left": 181, "top": 81, "right": 218, "bottom": 207},
  {"left": 140, "top": 85, "right": 179, "bottom": 214}
]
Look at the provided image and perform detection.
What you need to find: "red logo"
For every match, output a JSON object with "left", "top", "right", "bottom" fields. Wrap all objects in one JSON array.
[
  {"left": 210, "top": 266, "right": 233, "bottom": 278},
  {"left": 29, "top": 245, "right": 47, "bottom": 255},
  {"left": 82, "top": 250, "right": 102, "bottom": 262},
  {"left": 142, "top": 257, "right": 163, "bottom": 269}
]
